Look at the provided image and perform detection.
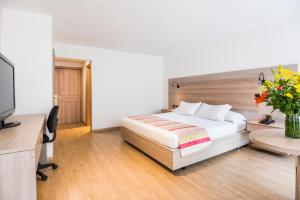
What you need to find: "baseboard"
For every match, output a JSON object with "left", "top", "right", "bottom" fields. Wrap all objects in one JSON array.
[{"left": 92, "top": 126, "right": 121, "bottom": 133}]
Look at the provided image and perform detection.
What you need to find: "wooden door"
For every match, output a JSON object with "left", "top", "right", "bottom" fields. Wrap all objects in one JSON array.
[{"left": 55, "top": 68, "right": 82, "bottom": 124}]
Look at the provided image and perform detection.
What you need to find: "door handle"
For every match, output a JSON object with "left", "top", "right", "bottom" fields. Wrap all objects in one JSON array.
[{"left": 54, "top": 94, "right": 58, "bottom": 105}]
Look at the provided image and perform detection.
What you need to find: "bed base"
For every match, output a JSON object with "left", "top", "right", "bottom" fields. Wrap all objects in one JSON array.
[{"left": 121, "top": 127, "right": 249, "bottom": 171}]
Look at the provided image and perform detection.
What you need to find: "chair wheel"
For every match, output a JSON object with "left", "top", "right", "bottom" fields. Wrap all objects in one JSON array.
[
  {"left": 52, "top": 164, "right": 58, "bottom": 169},
  {"left": 41, "top": 174, "right": 48, "bottom": 181}
]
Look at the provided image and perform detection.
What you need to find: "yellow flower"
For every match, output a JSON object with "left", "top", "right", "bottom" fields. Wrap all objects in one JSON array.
[
  {"left": 274, "top": 74, "right": 281, "bottom": 82},
  {"left": 259, "top": 85, "right": 266, "bottom": 92},
  {"left": 294, "top": 84, "right": 300, "bottom": 93},
  {"left": 292, "top": 75, "right": 300, "bottom": 84},
  {"left": 283, "top": 70, "right": 293, "bottom": 80},
  {"left": 277, "top": 65, "right": 296, "bottom": 81},
  {"left": 265, "top": 80, "right": 272, "bottom": 88},
  {"left": 278, "top": 64, "right": 283, "bottom": 73},
  {"left": 285, "top": 93, "right": 293, "bottom": 99}
]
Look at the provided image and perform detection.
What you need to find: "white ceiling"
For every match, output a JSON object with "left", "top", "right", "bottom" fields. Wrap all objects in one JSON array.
[{"left": 3, "top": 0, "right": 300, "bottom": 56}]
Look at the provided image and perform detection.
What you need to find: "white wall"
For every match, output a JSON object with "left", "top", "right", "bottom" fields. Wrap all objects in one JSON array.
[
  {"left": 1, "top": 8, "right": 53, "bottom": 115},
  {"left": 163, "top": 16, "right": 300, "bottom": 106},
  {"left": 54, "top": 43, "right": 164, "bottom": 130},
  {"left": 0, "top": 5, "right": 2, "bottom": 49}
]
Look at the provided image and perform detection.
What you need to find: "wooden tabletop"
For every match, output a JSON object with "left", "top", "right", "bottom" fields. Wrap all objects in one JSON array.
[
  {"left": 249, "top": 129, "right": 300, "bottom": 155},
  {"left": 0, "top": 114, "right": 46, "bottom": 155}
]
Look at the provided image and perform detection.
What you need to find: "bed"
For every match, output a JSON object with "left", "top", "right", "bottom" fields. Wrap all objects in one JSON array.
[
  {"left": 120, "top": 66, "right": 289, "bottom": 170},
  {"left": 121, "top": 112, "right": 249, "bottom": 171}
]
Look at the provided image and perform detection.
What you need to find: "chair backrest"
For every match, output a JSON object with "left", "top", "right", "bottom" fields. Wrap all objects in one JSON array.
[{"left": 47, "top": 106, "right": 59, "bottom": 142}]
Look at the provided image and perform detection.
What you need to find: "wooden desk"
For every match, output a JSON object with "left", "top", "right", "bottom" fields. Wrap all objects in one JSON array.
[
  {"left": 249, "top": 129, "right": 300, "bottom": 200},
  {"left": 0, "top": 114, "right": 46, "bottom": 200}
]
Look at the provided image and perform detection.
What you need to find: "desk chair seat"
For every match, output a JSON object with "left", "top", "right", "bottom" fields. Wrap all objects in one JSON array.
[
  {"left": 37, "top": 106, "right": 59, "bottom": 181},
  {"left": 43, "top": 134, "right": 51, "bottom": 143}
]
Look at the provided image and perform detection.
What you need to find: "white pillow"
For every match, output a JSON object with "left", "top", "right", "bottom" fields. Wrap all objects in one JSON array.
[
  {"left": 194, "top": 103, "right": 232, "bottom": 121},
  {"left": 225, "top": 111, "right": 246, "bottom": 124},
  {"left": 174, "top": 101, "right": 202, "bottom": 116}
]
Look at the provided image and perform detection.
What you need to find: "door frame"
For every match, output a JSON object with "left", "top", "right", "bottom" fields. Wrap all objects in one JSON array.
[
  {"left": 85, "top": 61, "right": 92, "bottom": 127},
  {"left": 53, "top": 56, "right": 93, "bottom": 129}
]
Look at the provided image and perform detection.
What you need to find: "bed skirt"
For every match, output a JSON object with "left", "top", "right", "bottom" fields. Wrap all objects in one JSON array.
[{"left": 121, "top": 127, "right": 249, "bottom": 171}]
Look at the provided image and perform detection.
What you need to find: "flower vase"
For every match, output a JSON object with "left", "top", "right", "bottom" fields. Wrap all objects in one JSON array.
[{"left": 285, "top": 114, "right": 300, "bottom": 139}]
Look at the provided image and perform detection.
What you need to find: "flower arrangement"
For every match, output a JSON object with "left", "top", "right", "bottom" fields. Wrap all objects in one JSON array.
[
  {"left": 255, "top": 65, "right": 300, "bottom": 116},
  {"left": 255, "top": 64, "right": 300, "bottom": 138}
]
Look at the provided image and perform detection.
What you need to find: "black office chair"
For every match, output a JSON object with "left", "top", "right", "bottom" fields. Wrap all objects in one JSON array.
[{"left": 37, "top": 106, "right": 59, "bottom": 181}]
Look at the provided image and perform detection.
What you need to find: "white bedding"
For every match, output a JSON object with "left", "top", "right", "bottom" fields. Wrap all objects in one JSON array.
[{"left": 122, "top": 112, "right": 246, "bottom": 149}]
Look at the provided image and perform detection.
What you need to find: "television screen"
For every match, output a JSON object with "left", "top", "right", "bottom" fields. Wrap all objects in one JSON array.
[{"left": 0, "top": 57, "right": 15, "bottom": 116}]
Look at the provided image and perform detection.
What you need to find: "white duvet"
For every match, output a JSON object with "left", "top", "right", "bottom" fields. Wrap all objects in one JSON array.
[{"left": 122, "top": 112, "right": 246, "bottom": 149}]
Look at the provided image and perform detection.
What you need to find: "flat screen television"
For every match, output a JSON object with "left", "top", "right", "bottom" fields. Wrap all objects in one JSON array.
[{"left": 0, "top": 52, "right": 20, "bottom": 129}]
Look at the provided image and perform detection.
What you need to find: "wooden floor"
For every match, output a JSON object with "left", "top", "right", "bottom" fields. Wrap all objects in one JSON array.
[{"left": 37, "top": 125, "right": 295, "bottom": 200}]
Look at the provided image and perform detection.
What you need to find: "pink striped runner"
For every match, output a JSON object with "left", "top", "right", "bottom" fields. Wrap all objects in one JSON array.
[{"left": 129, "top": 115, "right": 211, "bottom": 157}]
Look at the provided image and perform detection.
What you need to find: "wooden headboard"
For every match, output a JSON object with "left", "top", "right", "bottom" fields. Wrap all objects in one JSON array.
[{"left": 169, "top": 64, "right": 298, "bottom": 120}]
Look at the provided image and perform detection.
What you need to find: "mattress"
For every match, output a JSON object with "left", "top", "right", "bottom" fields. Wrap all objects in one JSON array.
[{"left": 122, "top": 112, "right": 246, "bottom": 149}]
